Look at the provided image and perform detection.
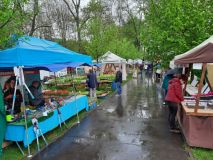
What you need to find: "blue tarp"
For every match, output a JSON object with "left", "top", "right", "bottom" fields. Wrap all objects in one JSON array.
[
  {"left": 92, "top": 63, "right": 102, "bottom": 67},
  {"left": 5, "top": 95, "right": 88, "bottom": 147},
  {"left": 0, "top": 36, "right": 92, "bottom": 67}
]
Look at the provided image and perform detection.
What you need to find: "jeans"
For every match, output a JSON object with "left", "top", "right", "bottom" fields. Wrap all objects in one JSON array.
[
  {"left": 89, "top": 88, "right": 96, "bottom": 98},
  {"left": 116, "top": 82, "right": 122, "bottom": 95},
  {"left": 167, "top": 101, "right": 178, "bottom": 129}
]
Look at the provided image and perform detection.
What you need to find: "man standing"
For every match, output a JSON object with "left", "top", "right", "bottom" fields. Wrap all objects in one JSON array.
[
  {"left": 115, "top": 67, "right": 122, "bottom": 95},
  {"left": 87, "top": 69, "right": 98, "bottom": 99}
]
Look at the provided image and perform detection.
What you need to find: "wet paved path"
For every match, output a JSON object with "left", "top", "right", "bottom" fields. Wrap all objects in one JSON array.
[{"left": 33, "top": 76, "right": 188, "bottom": 160}]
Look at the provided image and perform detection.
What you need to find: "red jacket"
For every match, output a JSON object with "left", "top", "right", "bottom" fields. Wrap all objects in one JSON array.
[{"left": 165, "top": 78, "right": 184, "bottom": 103}]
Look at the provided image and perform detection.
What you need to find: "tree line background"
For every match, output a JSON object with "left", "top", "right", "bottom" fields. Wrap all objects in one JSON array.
[{"left": 0, "top": 0, "right": 213, "bottom": 67}]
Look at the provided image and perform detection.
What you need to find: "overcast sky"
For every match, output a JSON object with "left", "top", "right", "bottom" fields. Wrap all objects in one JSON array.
[{"left": 81, "top": 0, "right": 90, "bottom": 7}]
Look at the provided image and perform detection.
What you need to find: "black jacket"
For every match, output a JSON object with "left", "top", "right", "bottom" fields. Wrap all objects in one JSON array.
[
  {"left": 115, "top": 71, "right": 122, "bottom": 83},
  {"left": 87, "top": 73, "right": 98, "bottom": 89},
  {"left": 4, "top": 88, "right": 23, "bottom": 113}
]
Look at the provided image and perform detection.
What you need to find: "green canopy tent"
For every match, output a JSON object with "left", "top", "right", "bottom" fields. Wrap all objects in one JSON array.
[{"left": 0, "top": 86, "right": 6, "bottom": 155}]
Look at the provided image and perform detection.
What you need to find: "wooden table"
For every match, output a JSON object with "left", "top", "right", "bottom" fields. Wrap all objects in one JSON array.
[
  {"left": 182, "top": 102, "right": 213, "bottom": 116},
  {"left": 177, "top": 102, "right": 213, "bottom": 149}
]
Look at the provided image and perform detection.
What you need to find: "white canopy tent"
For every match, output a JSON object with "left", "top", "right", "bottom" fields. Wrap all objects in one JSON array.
[
  {"left": 99, "top": 51, "right": 127, "bottom": 64},
  {"left": 133, "top": 59, "right": 143, "bottom": 65},
  {"left": 127, "top": 59, "right": 134, "bottom": 65},
  {"left": 99, "top": 51, "right": 127, "bottom": 80}
]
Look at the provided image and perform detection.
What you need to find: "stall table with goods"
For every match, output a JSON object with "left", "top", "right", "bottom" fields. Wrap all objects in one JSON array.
[
  {"left": 43, "top": 74, "right": 115, "bottom": 99},
  {"left": 5, "top": 95, "right": 88, "bottom": 147},
  {"left": 172, "top": 36, "right": 213, "bottom": 149}
]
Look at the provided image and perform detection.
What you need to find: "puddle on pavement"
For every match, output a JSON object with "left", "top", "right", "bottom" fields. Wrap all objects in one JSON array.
[{"left": 105, "top": 108, "right": 115, "bottom": 113}]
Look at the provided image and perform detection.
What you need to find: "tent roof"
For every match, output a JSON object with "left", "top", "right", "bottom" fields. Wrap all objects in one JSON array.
[
  {"left": 0, "top": 36, "right": 92, "bottom": 67},
  {"left": 127, "top": 59, "right": 134, "bottom": 65},
  {"left": 174, "top": 36, "right": 213, "bottom": 65},
  {"left": 99, "top": 51, "right": 126, "bottom": 64}
]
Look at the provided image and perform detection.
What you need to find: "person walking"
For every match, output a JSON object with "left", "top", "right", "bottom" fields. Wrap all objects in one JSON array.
[
  {"left": 87, "top": 69, "right": 98, "bottom": 100},
  {"left": 139, "top": 64, "right": 144, "bottom": 78},
  {"left": 115, "top": 67, "right": 122, "bottom": 95},
  {"left": 165, "top": 73, "right": 183, "bottom": 133}
]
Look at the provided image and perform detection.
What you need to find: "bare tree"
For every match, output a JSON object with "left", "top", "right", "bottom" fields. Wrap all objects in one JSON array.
[
  {"left": 63, "top": 0, "right": 91, "bottom": 51},
  {"left": 113, "top": 0, "right": 146, "bottom": 51},
  {"left": 26, "top": 0, "right": 51, "bottom": 36}
]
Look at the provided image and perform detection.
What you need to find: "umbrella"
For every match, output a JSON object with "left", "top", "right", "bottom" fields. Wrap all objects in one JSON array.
[{"left": 166, "top": 68, "right": 182, "bottom": 76}]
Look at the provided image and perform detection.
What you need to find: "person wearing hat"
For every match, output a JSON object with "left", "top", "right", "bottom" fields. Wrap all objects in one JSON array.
[
  {"left": 29, "top": 81, "right": 45, "bottom": 108},
  {"left": 4, "top": 77, "right": 23, "bottom": 114},
  {"left": 165, "top": 73, "right": 184, "bottom": 133}
]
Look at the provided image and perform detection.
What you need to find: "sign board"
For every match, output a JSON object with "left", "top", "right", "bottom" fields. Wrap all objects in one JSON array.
[{"left": 193, "top": 63, "right": 202, "bottom": 70}]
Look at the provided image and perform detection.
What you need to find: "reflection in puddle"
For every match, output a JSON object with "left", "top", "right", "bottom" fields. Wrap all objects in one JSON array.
[
  {"left": 106, "top": 108, "right": 115, "bottom": 113},
  {"left": 136, "top": 110, "right": 152, "bottom": 119}
]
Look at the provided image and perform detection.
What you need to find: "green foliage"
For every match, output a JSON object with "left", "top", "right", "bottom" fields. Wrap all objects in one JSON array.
[
  {"left": 192, "top": 148, "right": 213, "bottom": 160},
  {"left": 141, "top": 0, "right": 213, "bottom": 67},
  {"left": 0, "top": 0, "right": 28, "bottom": 49},
  {"left": 85, "top": 17, "right": 143, "bottom": 60},
  {"left": 84, "top": 0, "right": 143, "bottom": 61}
]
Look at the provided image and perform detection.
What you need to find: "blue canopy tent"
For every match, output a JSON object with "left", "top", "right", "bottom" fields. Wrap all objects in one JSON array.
[
  {"left": 0, "top": 36, "right": 92, "bottom": 157},
  {"left": 0, "top": 62, "right": 92, "bottom": 72},
  {"left": 0, "top": 36, "right": 92, "bottom": 67}
]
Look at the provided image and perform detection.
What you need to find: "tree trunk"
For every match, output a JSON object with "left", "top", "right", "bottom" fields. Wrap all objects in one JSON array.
[{"left": 76, "top": 20, "right": 81, "bottom": 52}]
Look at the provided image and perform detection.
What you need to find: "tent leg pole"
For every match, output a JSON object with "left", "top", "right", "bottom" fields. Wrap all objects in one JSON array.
[
  {"left": 73, "top": 83, "right": 80, "bottom": 124},
  {"left": 195, "top": 63, "right": 207, "bottom": 113},
  {"left": 16, "top": 141, "right": 25, "bottom": 156},
  {"left": 19, "top": 67, "right": 32, "bottom": 158},
  {"left": 75, "top": 93, "right": 80, "bottom": 124},
  {"left": 11, "top": 76, "right": 18, "bottom": 115}
]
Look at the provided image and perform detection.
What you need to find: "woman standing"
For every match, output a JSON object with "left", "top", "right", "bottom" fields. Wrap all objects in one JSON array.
[{"left": 165, "top": 74, "right": 184, "bottom": 133}]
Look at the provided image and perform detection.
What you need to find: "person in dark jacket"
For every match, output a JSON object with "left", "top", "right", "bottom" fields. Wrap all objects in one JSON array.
[
  {"left": 165, "top": 74, "right": 184, "bottom": 133},
  {"left": 162, "top": 70, "right": 173, "bottom": 104},
  {"left": 4, "top": 78, "right": 23, "bottom": 114},
  {"left": 29, "top": 81, "right": 45, "bottom": 108},
  {"left": 115, "top": 67, "right": 122, "bottom": 95},
  {"left": 87, "top": 69, "right": 98, "bottom": 99},
  {"left": 139, "top": 64, "right": 144, "bottom": 78}
]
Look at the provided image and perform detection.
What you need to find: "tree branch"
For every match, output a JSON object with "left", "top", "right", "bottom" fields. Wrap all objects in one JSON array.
[
  {"left": 63, "top": 0, "right": 76, "bottom": 18},
  {"left": 34, "top": 25, "right": 51, "bottom": 31},
  {"left": 0, "top": 6, "right": 16, "bottom": 29}
]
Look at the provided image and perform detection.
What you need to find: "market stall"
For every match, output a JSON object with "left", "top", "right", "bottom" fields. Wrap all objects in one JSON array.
[
  {"left": 0, "top": 36, "right": 92, "bottom": 156},
  {"left": 173, "top": 35, "right": 213, "bottom": 149},
  {"left": 39, "top": 62, "right": 112, "bottom": 100},
  {"left": 99, "top": 51, "right": 127, "bottom": 80}
]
